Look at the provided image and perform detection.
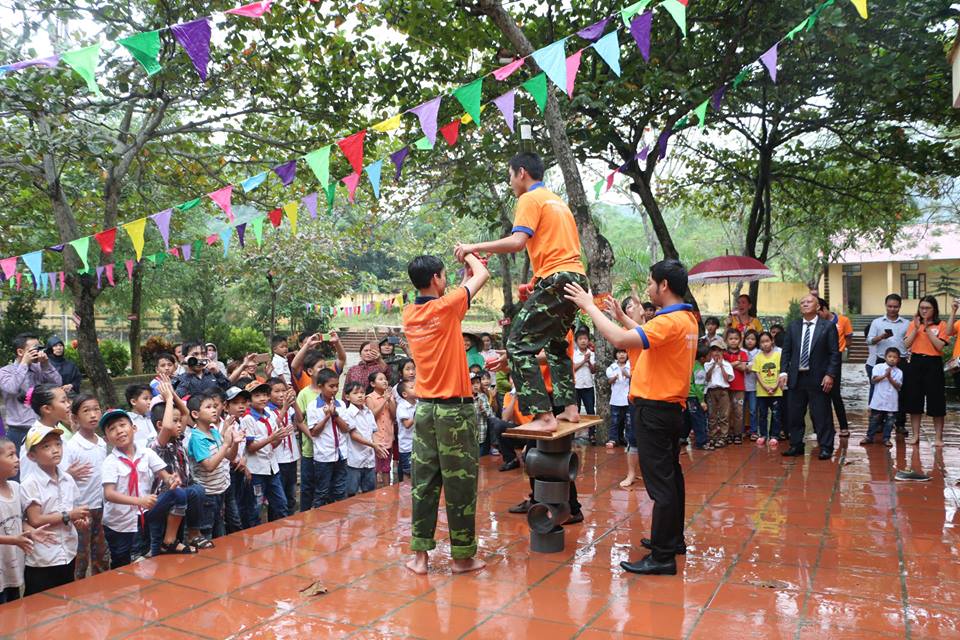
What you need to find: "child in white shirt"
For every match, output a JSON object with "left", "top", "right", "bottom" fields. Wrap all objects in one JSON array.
[
  {"left": 342, "top": 382, "right": 385, "bottom": 496},
  {"left": 704, "top": 344, "right": 735, "bottom": 448},
  {"left": 126, "top": 383, "right": 157, "bottom": 449},
  {"left": 267, "top": 378, "right": 300, "bottom": 516},
  {"left": 307, "top": 369, "right": 352, "bottom": 506},
  {"left": 862, "top": 347, "right": 903, "bottom": 447},
  {"left": 396, "top": 381, "right": 418, "bottom": 481},
  {"left": 604, "top": 349, "right": 631, "bottom": 448},
  {"left": 240, "top": 381, "right": 293, "bottom": 524}
]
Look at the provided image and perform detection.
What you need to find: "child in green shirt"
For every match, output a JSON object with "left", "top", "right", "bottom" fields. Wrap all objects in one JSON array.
[{"left": 683, "top": 346, "right": 710, "bottom": 449}]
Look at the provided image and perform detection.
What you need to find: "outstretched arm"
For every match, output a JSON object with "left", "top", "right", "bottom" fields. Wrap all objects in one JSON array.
[
  {"left": 455, "top": 232, "right": 527, "bottom": 260},
  {"left": 564, "top": 283, "right": 645, "bottom": 350}
]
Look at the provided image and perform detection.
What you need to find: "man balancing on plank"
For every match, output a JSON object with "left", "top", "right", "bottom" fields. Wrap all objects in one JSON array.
[{"left": 455, "top": 152, "right": 588, "bottom": 433}]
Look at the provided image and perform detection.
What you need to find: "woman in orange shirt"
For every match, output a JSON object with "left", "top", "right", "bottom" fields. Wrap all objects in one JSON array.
[{"left": 902, "top": 296, "right": 948, "bottom": 446}]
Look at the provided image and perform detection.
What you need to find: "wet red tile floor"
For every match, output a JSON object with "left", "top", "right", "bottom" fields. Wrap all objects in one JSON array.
[{"left": 3, "top": 410, "right": 959, "bottom": 639}]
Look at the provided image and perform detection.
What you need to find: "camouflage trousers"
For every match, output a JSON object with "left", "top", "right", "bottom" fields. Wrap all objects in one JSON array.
[
  {"left": 507, "top": 271, "right": 588, "bottom": 416},
  {"left": 410, "top": 401, "right": 479, "bottom": 559}
]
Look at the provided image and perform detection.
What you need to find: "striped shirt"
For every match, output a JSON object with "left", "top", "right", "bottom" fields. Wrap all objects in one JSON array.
[{"left": 186, "top": 427, "right": 231, "bottom": 495}]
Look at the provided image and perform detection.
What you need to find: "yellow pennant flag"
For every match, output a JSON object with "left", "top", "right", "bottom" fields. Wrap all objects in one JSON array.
[
  {"left": 371, "top": 114, "right": 402, "bottom": 133},
  {"left": 460, "top": 105, "right": 488, "bottom": 125},
  {"left": 123, "top": 218, "right": 147, "bottom": 261},
  {"left": 850, "top": 0, "right": 867, "bottom": 18},
  {"left": 283, "top": 201, "right": 298, "bottom": 235}
]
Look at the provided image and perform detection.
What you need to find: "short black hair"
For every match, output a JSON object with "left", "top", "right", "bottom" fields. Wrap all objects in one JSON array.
[
  {"left": 508, "top": 152, "right": 545, "bottom": 181},
  {"left": 342, "top": 381, "right": 364, "bottom": 405},
  {"left": 704, "top": 316, "right": 721, "bottom": 328},
  {"left": 266, "top": 376, "right": 286, "bottom": 389},
  {"left": 70, "top": 393, "right": 98, "bottom": 415},
  {"left": 303, "top": 350, "right": 325, "bottom": 371},
  {"left": 156, "top": 352, "right": 176, "bottom": 365},
  {"left": 817, "top": 297, "right": 829, "bottom": 311},
  {"left": 151, "top": 401, "right": 179, "bottom": 428},
  {"left": 769, "top": 323, "right": 784, "bottom": 332},
  {"left": 187, "top": 392, "right": 216, "bottom": 415},
  {"left": 885, "top": 293, "right": 902, "bottom": 304},
  {"left": 407, "top": 255, "right": 445, "bottom": 290},
  {"left": 574, "top": 326, "right": 591, "bottom": 338},
  {"left": 315, "top": 367, "right": 339, "bottom": 386},
  {"left": 13, "top": 332, "right": 39, "bottom": 351},
  {"left": 125, "top": 383, "right": 152, "bottom": 405},
  {"left": 614, "top": 348, "right": 628, "bottom": 356},
  {"left": 649, "top": 259, "right": 688, "bottom": 298},
  {"left": 884, "top": 347, "right": 901, "bottom": 357},
  {"left": 642, "top": 302, "right": 656, "bottom": 311},
  {"left": 695, "top": 344, "right": 709, "bottom": 360},
  {"left": 271, "top": 335, "right": 287, "bottom": 348},
  {"left": 397, "top": 380, "right": 413, "bottom": 397},
  {"left": 724, "top": 327, "right": 742, "bottom": 339},
  {"left": 182, "top": 341, "right": 202, "bottom": 357}
]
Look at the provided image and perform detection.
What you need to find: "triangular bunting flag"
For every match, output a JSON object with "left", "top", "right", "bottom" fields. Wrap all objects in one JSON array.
[
  {"left": 125, "top": 259, "right": 134, "bottom": 280},
  {"left": 123, "top": 219, "right": 147, "bottom": 261},
  {"left": 283, "top": 201, "right": 298, "bottom": 235},
  {"left": 61, "top": 43, "right": 102, "bottom": 95},
  {"left": 67, "top": 237, "right": 91, "bottom": 272},
  {"left": 661, "top": 0, "right": 687, "bottom": 37},
  {"left": 105, "top": 263, "right": 115, "bottom": 286},
  {"left": 225, "top": 0, "right": 273, "bottom": 18},
  {"left": 236, "top": 223, "right": 246, "bottom": 247},
  {"left": 177, "top": 197, "right": 202, "bottom": 211},
  {"left": 365, "top": 160, "right": 383, "bottom": 199},
  {"left": 786, "top": 20, "right": 807, "bottom": 41},
  {"left": 711, "top": 85, "right": 727, "bottom": 110},
  {"left": 492, "top": 90, "right": 516, "bottom": 133},
  {"left": 342, "top": 173, "right": 362, "bottom": 204},
  {"left": 208, "top": 185, "right": 235, "bottom": 221},
  {"left": 531, "top": 39, "right": 567, "bottom": 93},
  {"left": 620, "top": 0, "right": 651, "bottom": 27},
  {"left": 390, "top": 147, "right": 410, "bottom": 180},
  {"left": 171, "top": 18, "right": 213, "bottom": 81},
  {"left": 693, "top": 100, "right": 709, "bottom": 129},
  {"left": 96, "top": 266, "right": 104, "bottom": 289},
  {"left": 593, "top": 179, "right": 604, "bottom": 200},
  {"left": 58, "top": 272, "right": 65, "bottom": 292},
  {"left": 0, "top": 257, "right": 16, "bottom": 280},
  {"left": 522, "top": 74, "right": 548, "bottom": 114},
  {"left": 565, "top": 50, "right": 583, "bottom": 98},
  {"left": 337, "top": 130, "right": 366, "bottom": 175},
  {"left": 15, "top": 273, "right": 21, "bottom": 290},
  {"left": 440, "top": 119, "right": 461, "bottom": 146},
  {"left": 371, "top": 114, "right": 402, "bottom": 133},
  {"left": 94, "top": 228, "right": 117, "bottom": 254},
  {"left": 414, "top": 136, "right": 434, "bottom": 150},
  {"left": 592, "top": 31, "right": 621, "bottom": 76},
  {"left": 218, "top": 229, "right": 232, "bottom": 256},
  {"left": 304, "top": 146, "right": 331, "bottom": 187},
  {"left": 150, "top": 209, "right": 173, "bottom": 249},
  {"left": 407, "top": 97, "right": 442, "bottom": 145},
  {"left": 605, "top": 171, "right": 617, "bottom": 192},
  {"left": 850, "top": 0, "right": 867, "bottom": 19},
  {"left": 493, "top": 58, "right": 524, "bottom": 81},
  {"left": 324, "top": 183, "right": 336, "bottom": 213},
  {"left": 759, "top": 44, "right": 778, "bottom": 83},
  {"left": 169, "top": 247, "right": 180, "bottom": 259},
  {"left": 250, "top": 216, "right": 264, "bottom": 246},
  {"left": 630, "top": 12, "right": 653, "bottom": 62},
  {"left": 452, "top": 78, "right": 483, "bottom": 126},
  {"left": 21, "top": 251, "right": 42, "bottom": 281},
  {"left": 48, "top": 273, "right": 57, "bottom": 292},
  {"left": 268, "top": 208, "right": 283, "bottom": 228},
  {"left": 241, "top": 172, "right": 268, "bottom": 192},
  {"left": 48, "top": 244, "right": 64, "bottom": 252},
  {"left": 732, "top": 67, "right": 751, "bottom": 88},
  {"left": 272, "top": 160, "right": 297, "bottom": 186},
  {"left": 302, "top": 192, "right": 319, "bottom": 219},
  {"left": 578, "top": 17, "right": 611, "bottom": 41},
  {"left": 182, "top": 244, "right": 192, "bottom": 261},
  {"left": 118, "top": 30, "right": 162, "bottom": 76},
  {"left": 657, "top": 128, "right": 673, "bottom": 160}
]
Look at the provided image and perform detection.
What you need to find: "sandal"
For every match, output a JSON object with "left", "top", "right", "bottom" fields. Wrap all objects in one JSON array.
[
  {"left": 734, "top": 435, "right": 743, "bottom": 445},
  {"left": 187, "top": 535, "right": 215, "bottom": 550},
  {"left": 157, "top": 541, "right": 197, "bottom": 556},
  {"left": 749, "top": 433, "right": 759, "bottom": 441}
]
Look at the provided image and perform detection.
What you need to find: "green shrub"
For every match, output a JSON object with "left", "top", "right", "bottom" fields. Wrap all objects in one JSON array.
[
  {"left": 64, "top": 345, "right": 84, "bottom": 375},
  {"left": 223, "top": 327, "right": 269, "bottom": 362},
  {"left": 100, "top": 340, "right": 130, "bottom": 376},
  {"left": 785, "top": 299, "right": 801, "bottom": 327}
]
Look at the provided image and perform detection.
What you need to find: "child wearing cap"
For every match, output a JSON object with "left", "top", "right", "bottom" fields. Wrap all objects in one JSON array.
[
  {"left": 187, "top": 391, "right": 241, "bottom": 539},
  {"left": 101, "top": 410, "right": 194, "bottom": 567},
  {"left": 20, "top": 423, "right": 90, "bottom": 594},
  {"left": 705, "top": 344, "right": 735, "bottom": 449},
  {"left": 126, "top": 383, "right": 157, "bottom": 449},
  {"left": 240, "top": 380, "right": 293, "bottom": 524},
  {"left": 308, "top": 368, "right": 351, "bottom": 506},
  {"left": 220, "top": 388, "right": 251, "bottom": 533},
  {"left": 17, "top": 384, "right": 80, "bottom": 483},
  {"left": 266, "top": 378, "right": 299, "bottom": 515}
]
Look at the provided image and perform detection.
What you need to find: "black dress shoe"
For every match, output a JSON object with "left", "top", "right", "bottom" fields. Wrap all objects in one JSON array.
[
  {"left": 818, "top": 450, "right": 833, "bottom": 460},
  {"left": 508, "top": 499, "right": 532, "bottom": 514},
  {"left": 641, "top": 538, "right": 686, "bottom": 555},
  {"left": 781, "top": 446, "right": 804, "bottom": 457},
  {"left": 620, "top": 554, "right": 677, "bottom": 575},
  {"left": 498, "top": 459, "right": 519, "bottom": 472},
  {"left": 563, "top": 511, "right": 584, "bottom": 525}
]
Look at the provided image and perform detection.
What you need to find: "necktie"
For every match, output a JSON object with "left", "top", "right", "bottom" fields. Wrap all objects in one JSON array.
[
  {"left": 118, "top": 455, "right": 145, "bottom": 525},
  {"left": 799, "top": 321, "right": 813, "bottom": 370}
]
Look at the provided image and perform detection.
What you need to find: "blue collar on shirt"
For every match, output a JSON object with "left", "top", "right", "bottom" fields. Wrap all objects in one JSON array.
[
  {"left": 267, "top": 402, "right": 278, "bottom": 411},
  {"left": 655, "top": 303, "right": 693, "bottom": 316},
  {"left": 248, "top": 407, "right": 266, "bottom": 420},
  {"left": 414, "top": 295, "right": 437, "bottom": 305},
  {"left": 315, "top": 395, "right": 338, "bottom": 409},
  {"left": 528, "top": 181, "right": 545, "bottom": 192}
]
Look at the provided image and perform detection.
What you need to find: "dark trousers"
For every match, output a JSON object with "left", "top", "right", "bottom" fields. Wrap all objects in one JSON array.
[
  {"left": 633, "top": 399, "right": 686, "bottom": 562},
  {"left": 829, "top": 365, "right": 849, "bottom": 431},
  {"left": 397, "top": 451, "right": 412, "bottom": 481},
  {"left": 490, "top": 416, "right": 520, "bottom": 464},
  {"left": 24, "top": 561, "right": 75, "bottom": 596},
  {"left": 576, "top": 388, "right": 597, "bottom": 439},
  {"left": 787, "top": 372, "right": 835, "bottom": 452},
  {"left": 683, "top": 398, "right": 708, "bottom": 447},
  {"left": 609, "top": 404, "right": 631, "bottom": 445},
  {"left": 300, "top": 456, "right": 316, "bottom": 512},
  {"left": 225, "top": 471, "right": 244, "bottom": 533},
  {"left": 233, "top": 470, "right": 256, "bottom": 529},
  {"left": 184, "top": 483, "right": 206, "bottom": 530},
  {"left": 0, "top": 586, "right": 20, "bottom": 604},
  {"left": 250, "top": 473, "right": 289, "bottom": 524},
  {"left": 200, "top": 491, "right": 226, "bottom": 539},
  {"left": 756, "top": 396, "right": 783, "bottom": 439},
  {"left": 104, "top": 526, "right": 136, "bottom": 569},
  {"left": 313, "top": 458, "right": 347, "bottom": 506},
  {"left": 346, "top": 466, "right": 376, "bottom": 496},
  {"left": 146, "top": 487, "right": 188, "bottom": 556},
  {"left": 278, "top": 461, "right": 298, "bottom": 516}
]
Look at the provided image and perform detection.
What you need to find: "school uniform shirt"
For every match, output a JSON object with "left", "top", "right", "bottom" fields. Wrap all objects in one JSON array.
[
  {"left": 630, "top": 304, "right": 699, "bottom": 407},
  {"left": 307, "top": 397, "right": 348, "bottom": 463},
  {"left": 271, "top": 405, "right": 300, "bottom": 465},
  {"left": 187, "top": 427, "right": 231, "bottom": 496},
  {"left": 272, "top": 353, "right": 292, "bottom": 384},
  {"left": 869, "top": 363, "right": 902, "bottom": 413},
  {"left": 752, "top": 351, "right": 783, "bottom": 397},
  {"left": 19, "top": 420, "right": 72, "bottom": 482},
  {"left": 705, "top": 359, "right": 735, "bottom": 390},
  {"left": 605, "top": 362, "right": 631, "bottom": 407},
  {"left": 344, "top": 404, "right": 376, "bottom": 469},
  {"left": 240, "top": 408, "right": 280, "bottom": 476},
  {"left": 722, "top": 349, "right": 749, "bottom": 392},
  {"left": 744, "top": 348, "right": 759, "bottom": 392},
  {"left": 60, "top": 433, "right": 107, "bottom": 509},
  {"left": 511, "top": 183, "right": 586, "bottom": 279},
  {"left": 101, "top": 446, "right": 167, "bottom": 533},
  {"left": 20, "top": 470, "right": 80, "bottom": 567},
  {"left": 573, "top": 347, "right": 596, "bottom": 389},
  {"left": 0, "top": 481, "right": 25, "bottom": 589},
  {"left": 128, "top": 411, "right": 157, "bottom": 450},
  {"left": 396, "top": 399, "right": 416, "bottom": 453}
]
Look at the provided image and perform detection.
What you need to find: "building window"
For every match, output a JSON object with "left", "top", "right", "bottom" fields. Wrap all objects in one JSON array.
[
  {"left": 901, "top": 273, "right": 926, "bottom": 299},
  {"left": 842, "top": 264, "right": 861, "bottom": 274},
  {"left": 901, "top": 262, "right": 919, "bottom": 271}
]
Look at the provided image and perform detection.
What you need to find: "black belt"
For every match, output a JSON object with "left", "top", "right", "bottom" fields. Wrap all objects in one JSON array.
[
  {"left": 632, "top": 398, "right": 683, "bottom": 411},
  {"left": 419, "top": 397, "right": 474, "bottom": 405}
]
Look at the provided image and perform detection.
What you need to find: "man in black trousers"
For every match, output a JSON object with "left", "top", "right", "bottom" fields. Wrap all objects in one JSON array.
[{"left": 780, "top": 294, "right": 841, "bottom": 460}]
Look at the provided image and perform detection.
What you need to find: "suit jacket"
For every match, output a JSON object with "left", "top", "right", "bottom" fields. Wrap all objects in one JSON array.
[{"left": 780, "top": 316, "right": 841, "bottom": 382}]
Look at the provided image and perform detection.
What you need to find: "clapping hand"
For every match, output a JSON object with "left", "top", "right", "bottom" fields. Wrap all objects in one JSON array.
[
  {"left": 24, "top": 524, "right": 55, "bottom": 546},
  {"left": 563, "top": 281, "right": 594, "bottom": 311}
]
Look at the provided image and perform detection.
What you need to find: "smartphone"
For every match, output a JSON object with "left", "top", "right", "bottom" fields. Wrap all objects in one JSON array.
[
  {"left": 388, "top": 336, "right": 400, "bottom": 345},
  {"left": 254, "top": 353, "right": 271, "bottom": 364},
  {"left": 884, "top": 329, "right": 893, "bottom": 337}
]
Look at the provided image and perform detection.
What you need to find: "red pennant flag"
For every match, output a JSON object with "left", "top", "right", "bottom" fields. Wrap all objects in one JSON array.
[
  {"left": 440, "top": 119, "right": 461, "bottom": 146},
  {"left": 105, "top": 263, "right": 115, "bottom": 286},
  {"left": 337, "top": 130, "right": 366, "bottom": 175},
  {"left": 170, "top": 247, "right": 180, "bottom": 258},
  {"left": 268, "top": 207, "right": 283, "bottom": 227},
  {"left": 15, "top": 273, "right": 22, "bottom": 289},
  {"left": 94, "top": 228, "right": 117, "bottom": 254}
]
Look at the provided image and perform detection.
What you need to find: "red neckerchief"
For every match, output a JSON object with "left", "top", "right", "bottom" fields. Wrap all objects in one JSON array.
[
  {"left": 247, "top": 407, "right": 273, "bottom": 436},
  {"left": 117, "top": 452, "right": 145, "bottom": 527},
  {"left": 267, "top": 403, "right": 295, "bottom": 453}
]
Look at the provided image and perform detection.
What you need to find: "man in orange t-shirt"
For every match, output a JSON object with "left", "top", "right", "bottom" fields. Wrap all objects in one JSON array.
[
  {"left": 401, "top": 253, "right": 489, "bottom": 576},
  {"left": 566, "top": 259, "right": 698, "bottom": 577},
  {"left": 455, "top": 152, "right": 587, "bottom": 433}
]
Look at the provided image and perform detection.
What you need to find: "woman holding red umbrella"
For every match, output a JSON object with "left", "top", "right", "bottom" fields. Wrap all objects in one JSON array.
[{"left": 727, "top": 294, "right": 763, "bottom": 334}]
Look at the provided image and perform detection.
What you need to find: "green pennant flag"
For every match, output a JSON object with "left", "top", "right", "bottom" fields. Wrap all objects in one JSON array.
[
  {"left": 807, "top": 0, "right": 836, "bottom": 30},
  {"left": 146, "top": 252, "right": 166, "bottom": 266},
  {"left": 61, "top": 43, "right": 102, "bottom": 95},
  {"left": 676, "top": 115, "right": 689, "bottom": 129},
  {"left": 324, "top": 182, "right": 336, "bottom": 213},
  {"left": 661, "top": 0, "right": 687, "bottom": 37},
  {"left": 118, "top": 30, "right": 163, "bottom": 76},
  {"left": 305, "top": 146, "right": 331, "bottom": 187},
  {"left": 192, "top": 239, "right": 203, "bottom": 256},
  {"left": 67, "top": 237, "right": 91, "bottom": 272},
  {"left": 250, "top": 215, "right": 264, "bottom": 246},
  {"left": 732, "top": 67, "right": 751, "bottom": 88},
  {"left": 620, "top": 0, "right": 651, "bottom": 27},
  {"left": 452, "top": 78, "right": 483, "bottom": 126},
  {"left": 786, "top": 19, "right": 808, "bottom": 40},
  {"left": 177, "top": 197, "right": 202, "bottom": 211},
  {"left": 522, "top": 73, "right": 548, "bottom": 114},
  {"left": 593, "top": 179, "right": 604, "bottom": 200},
  {"left": 414, "top": 136, "right": 434, "bottom": 150},
  {"left": 693, "top": 100, "right": 709, "bottom": 129}
]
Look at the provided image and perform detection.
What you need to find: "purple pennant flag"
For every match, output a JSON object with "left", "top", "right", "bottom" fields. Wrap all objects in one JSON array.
[
  {"left": 172, "top": 17, "right": 212, "bottom": 81},
  {"left": 181, "top": 244, "right": 192, "bottom": 261},
  {"left": 390, "top": 147, "right": 410, "bottom": 181},
  {"left": 4, "top": 55, "right": 60, "bottom": 72},
  {"left": 407, "top": 96, "right": 442, "bottom": 145},
  {"left": 49, "top": 244, "right": 65, "bottom": 252},
  {"left": 48, "top": 273, "right": 57, "bottom": 292},
  {"left": 150, "top": 208, "right": 173, "bottom": 250},
  {"left": 96, "top": 265, "right": 104, "bottom": 289},
  {"left": 759, "top": 43, "right": 778, "bottom": 83},
  {"left": 272, "top": 160, "right": 297, "bottom": 186},
  {"left": 577, "top": 17, "right": 611, "bottom": 42},
  {"left": 636, "top": 145, "right": 649, "bottom": 162},
  {"left": 236, "top": 223, "right": 246, "bottom": 248},
  {"left": 302, "top": 192, "right": 318, "bottom": 219},
  {"left": 630, "top": 12, "right": 653, "bottom": 62},
  {"left": 657, "top": 128, "right": 672, "bottom": 160},
  {"left": 492, "top": 90, "right": 516, "bottom": 133},
  {"left": 711, "top": 85, "right": 727, "bottom": 111}
]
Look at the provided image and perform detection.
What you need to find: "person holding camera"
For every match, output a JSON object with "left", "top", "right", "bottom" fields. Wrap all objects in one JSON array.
[
  {"left": 0, "top": 333, "right": 63, "bottom": 457},
  {"left": 171, "top": 342, "right": 233, "bottom": 398}
]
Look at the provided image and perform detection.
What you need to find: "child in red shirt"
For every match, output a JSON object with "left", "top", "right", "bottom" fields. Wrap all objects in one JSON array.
[{"left": 722, "top": 328, "right": 749, "bottom": 444}]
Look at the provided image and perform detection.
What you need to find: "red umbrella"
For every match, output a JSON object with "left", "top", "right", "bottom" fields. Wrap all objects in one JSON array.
[{"left": 688, "top": 255, "right": 773, "bottom": 283}]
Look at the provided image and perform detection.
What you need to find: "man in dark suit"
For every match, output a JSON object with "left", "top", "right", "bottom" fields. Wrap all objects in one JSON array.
[{"left": 779, "top": 294, "right": 841, "bottom": 460}]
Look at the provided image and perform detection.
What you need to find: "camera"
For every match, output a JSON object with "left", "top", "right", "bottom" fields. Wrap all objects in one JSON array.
[
  {"left": 387, "top": 336, "right": 400, "bottom": 345},
  {"left": 186, "top": 356, "right": 209, "bottom": 367}
]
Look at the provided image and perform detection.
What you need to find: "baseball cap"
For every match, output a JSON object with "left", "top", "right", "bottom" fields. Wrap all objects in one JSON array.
[
  {"left": 23, "top": 424, "right": 64, "bottom": 452},
  {"left": 98, "top": 408, "right": 132, "bottom": 432},
  {"left": 244, "top": 380, "right": 271, "bottom": 396},
  {"left": 226, "top": 386, "right": 252, "bottom": 402}
]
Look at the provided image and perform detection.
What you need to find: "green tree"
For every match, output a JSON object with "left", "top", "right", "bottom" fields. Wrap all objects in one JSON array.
[{"left": 0, "top": 288, "right": 46, "bottom": 364}]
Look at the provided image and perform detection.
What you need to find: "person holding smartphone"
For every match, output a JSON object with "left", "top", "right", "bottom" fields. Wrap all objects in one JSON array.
[{"left": 0, "top": 333, "right": 62, "bottom": 463}]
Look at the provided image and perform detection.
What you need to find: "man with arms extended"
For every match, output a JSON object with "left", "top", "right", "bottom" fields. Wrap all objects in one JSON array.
[
  {"left": 402, "top": 253, "right": 489, "bottom": 575},
  {"left": 565, "top": 260, "right": 699, "bottom": 575}
]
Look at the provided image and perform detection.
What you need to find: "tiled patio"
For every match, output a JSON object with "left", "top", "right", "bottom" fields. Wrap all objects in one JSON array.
[{"left": 2, "top": 408, "right": 958, "bottom": 639}]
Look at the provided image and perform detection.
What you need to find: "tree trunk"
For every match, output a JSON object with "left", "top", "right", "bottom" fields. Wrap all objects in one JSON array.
[
  {"left": 493, "top": 185, "right": 517, "bottom": 318},
  {"left": 128, "top": 261, "right": 144, "bottom": 374},
  {"left": 73, "top": 276, "right": 118, "bottom": 406}
]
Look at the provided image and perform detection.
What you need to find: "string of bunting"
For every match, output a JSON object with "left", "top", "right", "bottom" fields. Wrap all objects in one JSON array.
[
  {"left": 593, "top": 0, "right": 868, "bottom": 197},
  {"left": 305, "top": 293, "right": 409, "bottom": 318}
]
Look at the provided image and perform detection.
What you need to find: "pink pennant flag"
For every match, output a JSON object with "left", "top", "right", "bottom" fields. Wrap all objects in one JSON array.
[
  {"left": 150, "top": 208, "right": 173, "bottom": 249},
  {"left": 493, "top": 58, "right": 524, "bottom": 81},
  {"left": 125, "top": 259, "right": 134, "bottom": 280},
  {"left": 342, "top": 172, "right": 362, "bottom": 204},
  {"left": 169, "top": 248, "right": 180, "bottom": 258},
  {"left": 0, "top": 256, "right": 16, "bottom": 280},
  {"left": 206, "top": 234, "right": 218, "bottom": 246},
  {"left": 208, "top": 185, "right": 235, "bottom": 221},
  {"left": 759, "top": 43, "right": 778, "bottom": 83},
  {"left": 605, "top": 170, "right": 617, "bottom": 192},
  {"left": 105, "top": 263, "right": 115, "bottom": 286},
  {"left": 225, "top": 0, "right": 273, "bottom": 18},
  {"left": 492, "top": 90, "right": 516, "bottom": 132},
  {"left": 59, "top": 272, "right": 65, "bottom": 292},
  {"left": 565, "top": 50, "right": 583, "bottom": 98}
]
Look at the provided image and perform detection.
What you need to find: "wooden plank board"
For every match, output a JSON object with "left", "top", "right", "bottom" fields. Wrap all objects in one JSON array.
[{"left": 503, "top": 415, "right": 603, "bottom": 441}]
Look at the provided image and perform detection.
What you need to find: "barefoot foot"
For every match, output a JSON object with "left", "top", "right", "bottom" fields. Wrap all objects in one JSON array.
[
  {"left": 556, "top": 404, "right": 581, "bottom": 423},
  {"left": 451, "top": 557, "right": 486, "bottom": 574},
  {"left": 619, "top": 475, "right": 636, "bottom": 488},
  {"left": 934, "top": 440, "right": 945, "bottom": 447},
  {"left": 405, "top": 552, "right": 429, "bottom": 575},
  {"left": 524, "top": 414, "right": 558, "bottom": 433}
]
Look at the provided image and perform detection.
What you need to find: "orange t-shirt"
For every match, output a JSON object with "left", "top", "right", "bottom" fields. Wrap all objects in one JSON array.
[
  {"left": 907, "top": 320, "right": 948, "bottom": 357},
  {"left": 835, "top": 314, "right": 853, "bottom": 353},
  {"left": 505, "top": 391, "right": 533, "bottom": 425},
  {"left": 513, "top": 185, "right": 585, "bottom": 279},
  {"left": 402, "top": 287, "right": 472, "bottom": 399},
  {"left": 953, "top": 320, "right": 960, "bottom": 359},
  {"left": 630, "top": 305, "right": 699, "bottom": 407}
]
